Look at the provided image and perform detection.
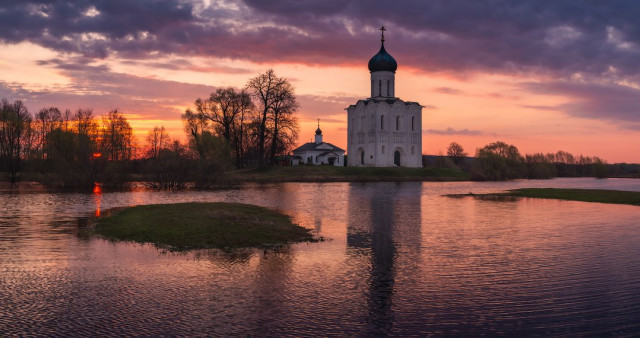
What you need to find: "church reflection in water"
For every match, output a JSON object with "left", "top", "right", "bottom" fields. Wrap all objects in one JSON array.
[{"left": 346, "top": 182, "right": 422, "bottom": 335}]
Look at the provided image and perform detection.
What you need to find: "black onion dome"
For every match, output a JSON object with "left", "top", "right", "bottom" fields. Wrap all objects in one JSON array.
[
  {"left": 315, "top": 127, "right": 322, "bottom": 135},
  {"left": 368, "top": 43, "right": 397, "bottom": 72}
]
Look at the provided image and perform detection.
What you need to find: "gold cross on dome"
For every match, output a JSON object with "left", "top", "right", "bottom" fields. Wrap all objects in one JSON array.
[{"left": 380, "top": 26, "right": 386, "bottom": 43}]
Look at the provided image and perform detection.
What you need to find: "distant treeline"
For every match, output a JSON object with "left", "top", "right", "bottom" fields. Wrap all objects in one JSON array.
[
  {"left": 0, "top": 70, "right": 301, "bottom": 189},
  {"left": 426, "top": 141, "right": 639, "bottom": 180}
]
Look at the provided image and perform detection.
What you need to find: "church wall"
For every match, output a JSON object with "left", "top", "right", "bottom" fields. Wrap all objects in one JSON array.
[
  {"left": 370, "top": 71, "right": 395, "bottom": 97},
  {"left": 295, "top": 149, "right": 345, "bottom": 166},
  {"left": 347, "top": 100, "right": 423, "bottom": 167}
]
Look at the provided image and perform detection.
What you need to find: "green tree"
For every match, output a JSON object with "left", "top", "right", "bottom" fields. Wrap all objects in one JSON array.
[
  {"left": 525, "top": 153, "right": 557, "bottom": 179},
  {"left": 471, "top": 141, "right": 524, "bottom": 180},
  {"left": 447, "top": 142, "right": 467, "bottom": 165}
]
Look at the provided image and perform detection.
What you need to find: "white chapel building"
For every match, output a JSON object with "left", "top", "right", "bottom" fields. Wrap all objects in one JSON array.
[
  {"left": 291, "top": 121, "right": 345, "bottom": 166},
  {"left": 347, "top": 27, "right": 423, "bottom": 167}
]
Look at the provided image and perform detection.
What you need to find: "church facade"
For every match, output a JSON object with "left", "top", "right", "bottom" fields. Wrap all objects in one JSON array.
[{"left": 347, "top": 27, "right": 423, "bottom": 167}]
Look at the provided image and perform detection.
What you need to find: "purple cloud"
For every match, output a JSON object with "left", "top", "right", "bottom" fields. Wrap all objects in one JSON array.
[
  {"left": 424, "top": 127, "right": 483, "bottom": 135},
  {"left": 1, "top": 0, "right": 639, "bottom": 80},
  {"left": 521, "top": 81, "right": 640, "bottom": 129}
]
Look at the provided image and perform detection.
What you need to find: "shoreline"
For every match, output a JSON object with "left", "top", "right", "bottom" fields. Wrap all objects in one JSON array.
[
  {"left": 3, "top": 174, "right": 639, "bottom": 193},
  {"left": 449, "top": 188, "right": 640, "bottom": 206}
]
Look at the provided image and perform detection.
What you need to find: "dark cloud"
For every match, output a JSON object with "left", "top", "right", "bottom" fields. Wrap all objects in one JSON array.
[
  {"left": 521, "top": 105, "right": 558, "bottom": 111},
  {"left": 521, "top": 81, "right": 640, "bottom": 129},
  {"left": 1, "top": 0, "right": 639, "bottom": 80},
  {"left": 434, "top": 87, "right": 463, "bottom": 95},
  {"left": 424, "top": 127, "right": 483, "bottom": 135}
]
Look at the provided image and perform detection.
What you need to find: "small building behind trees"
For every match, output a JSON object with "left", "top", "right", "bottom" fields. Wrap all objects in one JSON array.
[{"left": 291, "top": 121, "right": 345, "bottom": 166}]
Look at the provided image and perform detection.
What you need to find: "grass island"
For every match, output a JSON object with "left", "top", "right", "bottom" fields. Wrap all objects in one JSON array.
[
  {"left": 94, "top": 202, "right": 316, "bottom": 251},
  {"left": 454, "top": 188, "right": 640, "bottom": 206}
]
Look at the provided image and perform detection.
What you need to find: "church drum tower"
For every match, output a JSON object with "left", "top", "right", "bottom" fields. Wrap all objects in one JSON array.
[{"left": 347, "top": 27, "right": 423, "bottom": 167}]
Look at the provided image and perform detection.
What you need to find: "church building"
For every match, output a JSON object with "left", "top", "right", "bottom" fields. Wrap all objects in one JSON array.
[
  {"left": 291, "top": 120, "right": 345, "bottom": 166},
  {"left": 347, "top": 27, "right": 423, "bottom": 167}
]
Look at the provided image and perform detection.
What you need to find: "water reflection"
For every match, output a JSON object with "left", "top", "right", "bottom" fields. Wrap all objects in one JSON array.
[
  {"left": 347, "top": 182, "right": 422, "bottom": 335},
  {"left": 2, "top": 179, "right": 640, "bottom": 335},
  {"left": 93, "top": 183, "right": 102, "bottom": 217}
]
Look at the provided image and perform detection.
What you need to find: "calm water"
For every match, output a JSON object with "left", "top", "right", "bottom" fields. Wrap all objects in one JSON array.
[{"left": 1, "top": 178, "right": 640, "bottom": 336}]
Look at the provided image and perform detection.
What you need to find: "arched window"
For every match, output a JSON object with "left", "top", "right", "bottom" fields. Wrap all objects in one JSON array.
[
  {"left": 380, "top": 115, "right": 384, "bottom": 130},
  {"left": 396, "top": 116, "right": 400, "bottom": 130},
  {"left": 387, "top": 80, "right": 390, "bottom": 96},
  {"left": 378, "top": 80, "right": 382, "bottom": 96},
  {"left": 411, "top": 146, "right": 415, "bottom": 155},
  {"left": 411, "top": 116, "right": 415, "bottom": 131},
  {"left": 382, "top": 145, "right": 385, "bottom": 154}
]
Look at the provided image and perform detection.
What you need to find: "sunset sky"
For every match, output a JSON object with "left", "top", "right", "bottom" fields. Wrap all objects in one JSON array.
[{"left": 1, "top": 1, "right": 640, "bottom": 162}]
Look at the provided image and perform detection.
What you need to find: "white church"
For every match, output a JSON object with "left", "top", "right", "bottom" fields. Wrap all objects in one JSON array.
[
  {"left": 347, "top": 27, "right": 423, "bottom": 167},
  {"left": 291, "top": 120, "right": 345, "bottom": 166}
]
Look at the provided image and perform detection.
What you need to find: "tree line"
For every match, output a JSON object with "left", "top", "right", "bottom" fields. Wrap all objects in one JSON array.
[
  {"left": 440, "top": 141, "right": 620, "bottom": 180},
  {"left": 0, "top": 99, "right": 137, "bottom": 186},
  {"left": 0, "top": 69, "right": 300, "bottom": 188}
]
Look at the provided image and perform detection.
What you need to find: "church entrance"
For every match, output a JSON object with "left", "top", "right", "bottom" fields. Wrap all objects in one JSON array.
[
  {"left": 360, "top": 150, "right": 365, "bottom": 165},
  {"left": 328, "top": 157, "right": 336, "bottom": 165},
  {"left": 394, "top": 150, "right": 401, "bottom": 166}
]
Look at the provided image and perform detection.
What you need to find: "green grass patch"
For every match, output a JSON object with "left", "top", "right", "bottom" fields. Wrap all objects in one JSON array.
[
  {"left": 94, "top": 202, "right": 316, "bottom": 251},
  {"left": 505, "top": 188, "right": 640, "bottom": 205},
  {"left": 452, "top": 188, "right": 640, "bottom": 206},
  {"left": 229, "top": 166, "right": 469, "bottom": 182}
]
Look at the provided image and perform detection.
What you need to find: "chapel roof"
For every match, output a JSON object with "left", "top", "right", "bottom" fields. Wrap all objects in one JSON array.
[{"left": 292, "top": 142, "right": 345, "bottom": 154}]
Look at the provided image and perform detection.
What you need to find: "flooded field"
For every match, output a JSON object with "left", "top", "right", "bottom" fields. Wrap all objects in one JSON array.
[{"left": 1, "top": 178, "right": 639, "bottom": 335}]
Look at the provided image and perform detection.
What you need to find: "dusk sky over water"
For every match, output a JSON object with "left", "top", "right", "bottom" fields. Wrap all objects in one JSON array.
[{"left": 1, "top": 0, "right": 640, "bottom": 162}]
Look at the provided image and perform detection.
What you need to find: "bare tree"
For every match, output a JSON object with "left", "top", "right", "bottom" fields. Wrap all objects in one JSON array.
[
  {"left": 0, "top": 99, "right": 32, "bottom": 182},
  {"left": 231, "top": 90, "right": 254, "bottom": 167},
  {"left": 75, "top": 109, "right": 96, "bottom": 135},
  {"left": 268, "top": 82, "right": 299, "bottom": 162},
  {"left": 181, "top": 108, "right": 209, "bottom": 159},
  {"left": 35, "top": 107, "right": 62, "bottom": 159},
  {"left": 146, "top": 126, "right": 170, "bottom": 159},
  {"left": 246, "top": 69, "right": 298, "bottom": 167},
  {"left": 207, "top": 88, "right": 239, "bottom": 143},
  {"left": 194, "top": 88, "right": 256, "bottom": 167},
  {"left": 246, "top": 69, "right": 286, "bottom": 167},
  {"left": 100, "top": 110, "right": 135, "bottom": 161}
]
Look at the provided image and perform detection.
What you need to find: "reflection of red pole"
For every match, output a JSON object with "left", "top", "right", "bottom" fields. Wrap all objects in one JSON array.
[{"left": 93, "top": 182, "right": 102, "bottom": 217}]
